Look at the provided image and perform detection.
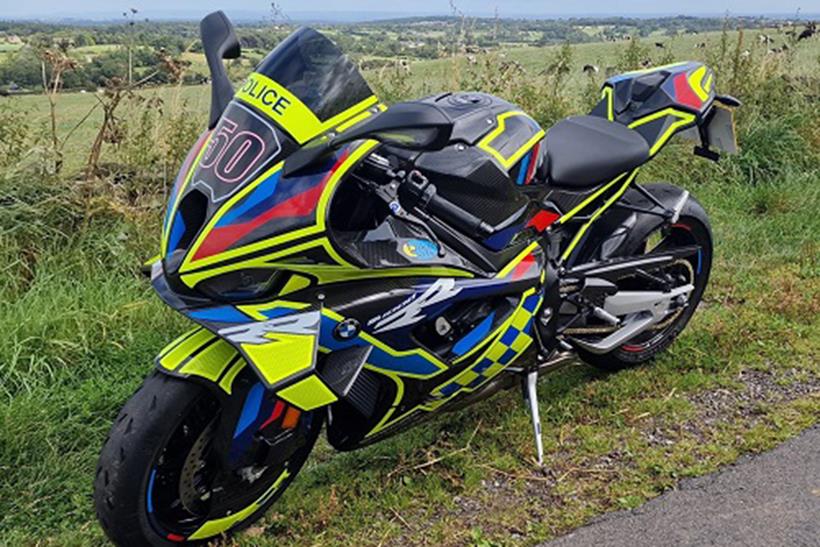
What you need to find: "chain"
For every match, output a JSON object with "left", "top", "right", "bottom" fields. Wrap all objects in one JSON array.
[{"left": 561, "top": 258, "right": 694, "bottom": 335}]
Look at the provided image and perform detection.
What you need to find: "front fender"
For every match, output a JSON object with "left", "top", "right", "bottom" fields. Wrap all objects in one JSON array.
[{"left": 155, "top": 327, "right": 246, "bottom": 394}]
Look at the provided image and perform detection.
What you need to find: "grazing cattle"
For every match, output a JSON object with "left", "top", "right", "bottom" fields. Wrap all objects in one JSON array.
[
  {"left": 797, "top": 23, "right": 816, "bottom": 41},
  {"left": 582, "top": 64, "right": 599, "bottom": 74},
  {"left": 695, "top": 42, "right": 707, "bottom": 49},
  {"left": 758, "top": 34, "right": 774, "bottom": 44},
  {"left": 640, "top": 58, "right": 653, "bottom": 68},
  {"left": 654, "top": 42, "right": 665, "bottom": 48}
]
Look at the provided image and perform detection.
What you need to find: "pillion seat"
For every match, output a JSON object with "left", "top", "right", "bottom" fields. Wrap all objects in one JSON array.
[{"left": 545, "top": 115, "right": 650, "bottom": 188}]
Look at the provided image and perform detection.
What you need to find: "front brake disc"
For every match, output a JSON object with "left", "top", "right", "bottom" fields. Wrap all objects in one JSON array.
[{"left": 179, "top": 419, "right": 217, "bottom": 513}]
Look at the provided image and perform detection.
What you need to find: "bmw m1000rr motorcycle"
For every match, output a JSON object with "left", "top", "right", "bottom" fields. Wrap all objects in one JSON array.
[{"left": 94, "top": 11, "right": 740, "bottom": 545}]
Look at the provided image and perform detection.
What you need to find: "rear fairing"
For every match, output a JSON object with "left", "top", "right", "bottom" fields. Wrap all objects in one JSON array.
[{"left": 592, "top": 61, "right": 717, "bottom": 157}]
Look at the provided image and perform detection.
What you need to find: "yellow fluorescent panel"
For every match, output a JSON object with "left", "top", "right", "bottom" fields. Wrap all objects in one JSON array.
[
  {"left": 240, "top": 333, "right": 315, "bottom": 386},
  {"left": 276, "top": 375, "right": 338, "bottom": 410}
]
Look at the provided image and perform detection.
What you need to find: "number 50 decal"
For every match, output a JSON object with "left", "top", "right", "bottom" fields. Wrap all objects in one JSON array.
[{"left": 201, "top": 117, "right": 268, "bottom": 183}]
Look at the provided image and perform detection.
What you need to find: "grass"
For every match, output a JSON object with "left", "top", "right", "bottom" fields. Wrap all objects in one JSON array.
[{"left": 0, "top": 27, "right": 818, "bottom": 546}]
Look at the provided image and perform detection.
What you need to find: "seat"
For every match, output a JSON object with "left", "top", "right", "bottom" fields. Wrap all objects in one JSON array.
[{"left": 545, "top": 115, "right": 650, "bottom": 188}]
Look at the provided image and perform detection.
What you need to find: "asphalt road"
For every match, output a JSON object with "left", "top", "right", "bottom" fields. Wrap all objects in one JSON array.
[{"left": 541, "top": 425, "right": 820, "bottom": 547}]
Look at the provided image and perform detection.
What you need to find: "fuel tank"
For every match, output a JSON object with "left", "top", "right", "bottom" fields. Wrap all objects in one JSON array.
[{"left": 411, "top": 92, "right": 548, "bottom": 229}]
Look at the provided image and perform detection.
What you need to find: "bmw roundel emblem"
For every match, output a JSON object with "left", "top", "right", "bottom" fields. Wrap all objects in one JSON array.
[{"left": 334, "top": 318, "right": 361, "bottom": 340}]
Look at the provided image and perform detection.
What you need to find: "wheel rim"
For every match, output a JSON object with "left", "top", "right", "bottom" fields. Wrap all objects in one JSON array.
[
  {"left": 619, "top": 221, "right": 709, "bottom": 353},
  {"left": 145, "top": 387, "right": 315, "bottom": 541}
]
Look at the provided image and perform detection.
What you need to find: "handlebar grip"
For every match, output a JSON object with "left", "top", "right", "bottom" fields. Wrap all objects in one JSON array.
[{"left": 426, "top": 193, "right": 494, "bottom": 238}]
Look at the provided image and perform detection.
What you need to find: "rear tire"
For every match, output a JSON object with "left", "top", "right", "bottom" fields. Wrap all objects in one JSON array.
[
  {"left": 578, "top": 194, "right": 713, "bottom": 371},
  {"left": 94, "top": 372, "right": 320, "bottom": 546}
]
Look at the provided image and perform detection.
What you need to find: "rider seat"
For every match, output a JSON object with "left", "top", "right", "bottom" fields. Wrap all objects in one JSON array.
[{"left": 545, "top": 115, "right": 650, "bottom": 188}]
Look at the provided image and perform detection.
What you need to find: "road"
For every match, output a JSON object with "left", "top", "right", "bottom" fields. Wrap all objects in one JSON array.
[{"left": 541, "top": 425, "right": 820, "bottom": 547}]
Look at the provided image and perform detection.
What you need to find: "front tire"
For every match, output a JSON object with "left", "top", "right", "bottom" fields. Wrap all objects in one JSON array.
[{"left": 94, "top": 372, "right": 321, "bottom": 546}]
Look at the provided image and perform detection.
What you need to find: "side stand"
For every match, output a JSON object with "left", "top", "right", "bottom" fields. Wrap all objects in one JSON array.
[{"left": 522, "top": 370, "right": 544, "bottom": 466}]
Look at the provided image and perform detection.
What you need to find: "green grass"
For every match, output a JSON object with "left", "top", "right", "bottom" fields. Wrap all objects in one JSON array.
[
  {"left": 72, "top": 44, "right": 120, "bottom": 55},
  {"left": 0, "top": 28, "right": 818, "bottom": 546}
]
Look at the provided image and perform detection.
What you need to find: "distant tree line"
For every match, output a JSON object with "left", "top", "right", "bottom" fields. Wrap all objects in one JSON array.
[{"left": 0, "top": 14, "right": 786, "bottom": 91}]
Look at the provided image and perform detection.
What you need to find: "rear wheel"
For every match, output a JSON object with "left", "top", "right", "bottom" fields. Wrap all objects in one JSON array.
[
  {"left": 576, "top": 196, "right": 713, "bottom": 370},
  {"left": 94, "top": 372, "right": 321, "bottom": 546}
]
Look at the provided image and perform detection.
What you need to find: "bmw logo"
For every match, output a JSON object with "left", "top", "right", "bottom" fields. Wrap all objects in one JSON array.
[{"left": 334, "top": 318, "right": 361, "bottom": 340}]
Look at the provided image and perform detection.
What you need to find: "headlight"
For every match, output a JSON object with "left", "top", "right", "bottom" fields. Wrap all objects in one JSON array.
[{"left": 196, "top": 268, "right": 285, "bottom": 301}]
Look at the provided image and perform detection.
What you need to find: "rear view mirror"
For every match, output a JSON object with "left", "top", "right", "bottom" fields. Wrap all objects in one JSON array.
[
  {"left": 333, "top": 102, "right": 453, "bottom": 151},
  {"left": 201, "top": 11, "right": 242, "bottom": 129}
]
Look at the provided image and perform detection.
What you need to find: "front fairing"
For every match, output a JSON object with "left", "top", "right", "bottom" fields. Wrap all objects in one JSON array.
[{"left": 161, "top": 27, "right": 379, "bottom": 288}]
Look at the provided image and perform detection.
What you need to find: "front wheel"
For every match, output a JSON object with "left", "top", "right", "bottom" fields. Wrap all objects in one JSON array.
[{"left": 94, "top": 372, "right": 322, "bottom": 546}]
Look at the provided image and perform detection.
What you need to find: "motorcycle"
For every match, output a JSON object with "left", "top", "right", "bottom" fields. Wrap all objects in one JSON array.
[{"left": 94, "top": 11, "right": 739, "bottom": 545}]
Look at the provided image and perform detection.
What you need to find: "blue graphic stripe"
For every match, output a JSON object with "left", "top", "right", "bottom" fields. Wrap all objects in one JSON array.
[
  {"left": 516, "top": 152, "right": 531, "bottom": 184},
  {"left": 216, "top": 150, "right": 344, "bottom": 228},
  {"left": 146, "top": 469, "right": 156, "bottom": 513},
  {"left": 452, "top": 312, "right": 495, "bottom": 356},
  {"left": 440, "top": 383, "right": 460, "bottom": 396},
  {"left": 233, "top": 382, "right": 264, "bottom": 438},
  {"left": 483, "top": 223, "right": 522, "bottom": 251},
  {"left": 499, "top": 348, "right": 517, "bottom": 364},
  {"left": 473, "top": 357, "right": 494, "bottom": 374},
  {"left": 260, "top": 307, "right": 300, "bottom": 320},
  {"left": 217, "top": 170, "right": 283, "bottom": 226},
  {"left": 319, "top": 315, "right": 442, "bottom": 376},
  {"left": 500, "top": 326, "right": 519, "bottom": 347},
  {"left": 523, "top": 294, "right": 541, "bottom": 313},
  {"left": 188, "top": 306, "right": 252, "bottom": 323},
  {"left": 166, "top": 211, "right": 186, "bottom": 256}
]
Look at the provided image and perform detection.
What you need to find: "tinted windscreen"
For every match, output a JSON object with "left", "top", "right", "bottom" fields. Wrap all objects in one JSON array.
[{"left": 255, "top": 27, "right": 373, "bottom": 121}]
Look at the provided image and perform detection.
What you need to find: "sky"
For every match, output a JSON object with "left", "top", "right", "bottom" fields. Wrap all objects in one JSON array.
[{"left": 2, "top": 0, "right": 818, "bottom": 20}]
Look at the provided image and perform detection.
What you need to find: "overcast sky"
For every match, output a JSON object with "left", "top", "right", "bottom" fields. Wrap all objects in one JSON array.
[{"left": 3, "top": 0, "right": 818, "bottom": 20}]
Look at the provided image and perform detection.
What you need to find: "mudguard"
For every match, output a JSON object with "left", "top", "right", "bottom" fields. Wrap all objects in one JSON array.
[{"left": 575, "top": 182, "right": 694, "bottom": 264}]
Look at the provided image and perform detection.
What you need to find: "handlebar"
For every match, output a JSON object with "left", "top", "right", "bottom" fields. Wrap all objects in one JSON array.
[
  {"left": 405, "top": 170, "right": 494, "bottom": 239},
  {"left": 361, "top": 153, "right": 494, "bottom": 239}
]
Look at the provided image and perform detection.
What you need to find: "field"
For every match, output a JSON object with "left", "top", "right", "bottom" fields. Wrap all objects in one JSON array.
[{"left": 0, "top": 23, "right": 818, "bottom": 546}]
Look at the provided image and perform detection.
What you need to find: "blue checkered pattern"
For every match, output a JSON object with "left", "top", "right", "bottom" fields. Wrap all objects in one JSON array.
[{"left": 426, "top": 289, "right": 543, "bottom": 409}]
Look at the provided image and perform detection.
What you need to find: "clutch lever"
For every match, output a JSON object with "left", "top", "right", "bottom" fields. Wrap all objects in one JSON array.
[{"left": 354, "top": 166, "right": 446, "bottom": 257}]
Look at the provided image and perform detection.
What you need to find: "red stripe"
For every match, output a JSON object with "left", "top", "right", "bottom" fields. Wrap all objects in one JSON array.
[
  {"left": 673, "top": 73, "right": 702, "bottom": 110},
  {"left": 167, "top": 533, "right": 185, "bottom": 542},
  {"left": 524, "top": 142, "right": 540, "bottom": 184},
  {"left": 527, "top": 210, "right": 560, "bottom": 232},
  {"left": 510, "top": 253, "right": 535, "bottom": 280},
  {"left": 259, "top": 400, "right": 286, "bottom": 431},
  {"left": 193, "top": 184, "right": 325, "bottom": 259},
  {"left": 192, "top": 150, "right": 351, "bottom": 261}
]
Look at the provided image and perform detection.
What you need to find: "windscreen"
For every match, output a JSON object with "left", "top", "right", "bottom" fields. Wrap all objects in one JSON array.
[
  {"left": 190, "top": 27, "right": 375, "bottom": 205},
  {"left": 254, "top": 27, "right": 374, "bottom": 123}
]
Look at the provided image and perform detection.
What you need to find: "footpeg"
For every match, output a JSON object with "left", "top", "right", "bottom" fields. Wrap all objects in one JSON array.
[{"left": 522, "top": 371, "right": 544, "bottom": 466}]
